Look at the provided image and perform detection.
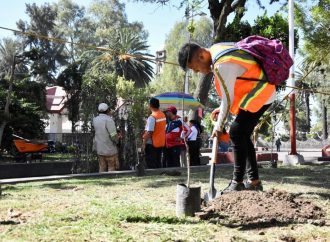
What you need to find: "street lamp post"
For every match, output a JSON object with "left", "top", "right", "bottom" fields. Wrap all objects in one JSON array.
[
  {"left": 284, "top": 0, "right": 305, "bottom": 165},
  {"left": 288, "top": 0, "right": 297, "bottom": 155}
]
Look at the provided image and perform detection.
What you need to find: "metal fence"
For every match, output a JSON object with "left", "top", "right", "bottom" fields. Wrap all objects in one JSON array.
[{"left": 42, "top": 131, "right": 140, "bottom": 173}]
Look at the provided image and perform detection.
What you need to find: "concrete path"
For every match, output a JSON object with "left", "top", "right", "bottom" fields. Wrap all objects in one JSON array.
[
  {"left": 201, "top": 148, "right": 325, "bottom": 163},
  {"left": 277, "top": 149, "right": 322, "bottom": 162},
  {"left": 0, "top": 164, "right": 233, "bottom": 185}
]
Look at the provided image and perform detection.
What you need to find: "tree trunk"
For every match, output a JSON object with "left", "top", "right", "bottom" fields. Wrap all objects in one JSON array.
[
  {"left": 193, "top": 73, "right": 214, "bottom": 105},
  {"left": 71, "top": 121, "right": 76, "bottom": 133},
  {"left": 322, "top": 99, "right": 328, "bottom": 140},
  {"left": 0, "top": 57, "right": 15, "bottom": 147},
  {"left": 305, "top": 92, "right": 311, "bottom": 132},
  {"left": 193, "top": 0, "right": 246, "bottom": 108},
  {"left": 189, "top": 73, "right": 213, "bottom": 121},
  {"left": 0, "top": 123, "right": 6, "bottom": 148}
]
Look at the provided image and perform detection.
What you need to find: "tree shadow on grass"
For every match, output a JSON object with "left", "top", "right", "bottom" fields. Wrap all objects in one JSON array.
[
  {"left": 261, "top": 165, "right": 330, "bottom": 190},
  {"left": 0, "top": 220, "right": 20, "bottom": 225},
  {"left": 142, "top": 170, "right": 223, "bottom": 189},
  {"left": 294, "top": 191, "right": 330, "bottom": 200},
  {"left": 217, "top": 220, "right": 295, "bottom": 231},
  {"left": 40, "top": 180, "right": 117, "bottom": 189},
  {"left": 124, "top": 215, "right": 201, "bottom": 225},
  {"left": 41, "top": 183, "right": 80, "bottom": 190}
]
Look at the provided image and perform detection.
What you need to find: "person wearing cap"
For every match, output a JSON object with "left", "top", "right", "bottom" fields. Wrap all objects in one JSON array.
[
  {"left": 93, "top": 103, "right": 119, "bottom": 172},
  {"left": 165, "top": 106, "right": 190, "bottom": 167},
  {"left": 142, "top": 98, "right": 166, "bottom": 168},
  {"left": 178, "top": 42, "right": 276, "bottom": 193}
]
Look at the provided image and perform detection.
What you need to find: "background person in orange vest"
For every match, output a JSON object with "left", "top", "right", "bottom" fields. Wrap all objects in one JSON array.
[
  {"left": 178, "top": 42, "right": 276, "bottom": 192},
  {"left": 210, "top": 110, "right": 230, "bottom": 152},
  {"left": 142, "top": 98, "right": 166, "bottom": 168},
  {"left": 219, "top": 127, "right": 230, "bottom": 152}
]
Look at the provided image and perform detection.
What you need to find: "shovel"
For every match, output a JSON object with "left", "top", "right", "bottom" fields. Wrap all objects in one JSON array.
[{"left": 204, "top": 136, "right": 219, "bottom": 203}]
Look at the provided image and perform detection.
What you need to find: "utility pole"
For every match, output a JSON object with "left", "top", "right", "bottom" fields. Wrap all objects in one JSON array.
[
  {"left": 284, "top": 0, "right": 304, "bottom": 165},
  {"left": 288, "top": 0, "right": 297, "bottom": 155},
  {"left": 184, "top": 70, "right": 190, "bottom": 94}
]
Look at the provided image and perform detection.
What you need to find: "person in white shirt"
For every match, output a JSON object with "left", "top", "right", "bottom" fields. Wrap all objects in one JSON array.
[
  {"left": 93, "top": 103, "right": 119, "bottom": 172},
  {"left": 187, "top": 120, "right": 200, "bottom": 166}
]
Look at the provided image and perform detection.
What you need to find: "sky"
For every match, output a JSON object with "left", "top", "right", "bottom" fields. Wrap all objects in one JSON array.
[{"left": 0, "top": 0, "right": 283, "bottom": 55}]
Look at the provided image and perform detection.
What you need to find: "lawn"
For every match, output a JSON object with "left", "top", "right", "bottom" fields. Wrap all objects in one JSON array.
[{"left": 0, "top": 164, "right": 329, "bottom": 242}]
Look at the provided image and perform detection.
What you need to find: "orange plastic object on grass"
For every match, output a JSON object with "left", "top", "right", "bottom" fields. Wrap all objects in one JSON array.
[{"left": 13, "top": 139, "right": 48, "bottom": 153}]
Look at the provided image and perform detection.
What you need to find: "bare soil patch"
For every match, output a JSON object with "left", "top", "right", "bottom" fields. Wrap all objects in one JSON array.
[{"left": 197, "top": 189, "right": 326, "bottom": 228}]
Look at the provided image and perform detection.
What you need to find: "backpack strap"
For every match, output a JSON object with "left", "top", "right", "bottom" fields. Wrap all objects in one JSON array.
[
  {"left": 236, "top": 76, "right": 271, "bottom": 84},
  {"left": 212, "top": 47, "right": 238, "bottom": 64}
]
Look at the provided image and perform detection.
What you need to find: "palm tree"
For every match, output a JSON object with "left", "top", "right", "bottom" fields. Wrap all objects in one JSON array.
[
  {"left": 0, "top": 38, "right": 23, "bottom": 147},
  {"left": 17, "top": 2, "right": 68, "bottom": 84},
  {"left": 98, "top": 28, "right": 154, "bottom": 87},
  {"left": 295, "top": 59, "right": 320, "bottom": 134}
]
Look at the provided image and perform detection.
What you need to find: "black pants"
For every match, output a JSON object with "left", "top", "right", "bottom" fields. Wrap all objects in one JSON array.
[
  {"left": 229, "top": 104, "right": 270, "bottom": 182},
  {"left": 276, "top": 145, "right": 280, "bottom": 152},
  {"left": 165, "top": 146, "right": 181, "bottom": 167},
  {"left": 145, "top": 144, "right": 163, "bottom": 169},
  {"left": 187, "top": 140, "right": 200, "bottom": 166}
]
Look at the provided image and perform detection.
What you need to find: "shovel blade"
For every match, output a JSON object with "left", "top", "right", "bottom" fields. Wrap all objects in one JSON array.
[
  {"left": 204, "top": 137, "right": 219, "bottom": 204},
  {"left": 203, "top": 186, "right": 217, "bottom": 203}
]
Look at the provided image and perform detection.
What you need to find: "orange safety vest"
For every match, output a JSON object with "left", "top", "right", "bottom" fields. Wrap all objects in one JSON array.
[
  {"left": 210, "top": 44, "right": 275, "bottom": 115},
  {"left": 151, "top": 110, "right": 166, "bottom": 148},
  {"left": 219, "top": 132, "right": 230, "bottom": 144}
]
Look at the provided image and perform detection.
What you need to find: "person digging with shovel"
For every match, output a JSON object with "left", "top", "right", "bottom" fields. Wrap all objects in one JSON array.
[{"left": 178, "top": 42, "right": 276, "bottom": 193}]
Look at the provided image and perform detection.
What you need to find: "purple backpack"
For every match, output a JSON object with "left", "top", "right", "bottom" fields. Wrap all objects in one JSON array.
[{"left": 235, "top": 35, "right": 293, "bottom": 85}]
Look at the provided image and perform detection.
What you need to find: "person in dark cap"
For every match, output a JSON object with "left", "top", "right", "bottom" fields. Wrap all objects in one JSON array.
[
  {"left": 142, "top": 98, "right": 166, "bottom": 168},
  {"left": 164, "top": 106, "right": 190, "bottom": 167}
]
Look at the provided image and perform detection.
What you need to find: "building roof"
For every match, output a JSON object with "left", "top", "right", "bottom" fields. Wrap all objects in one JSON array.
[{"left": 46, "top": 86, "right": 67, "bottom": 114}]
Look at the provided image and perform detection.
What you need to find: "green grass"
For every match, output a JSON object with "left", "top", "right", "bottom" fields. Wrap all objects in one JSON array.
[{"left": 0, "top": 164, "right": 329, "bottom": 242}]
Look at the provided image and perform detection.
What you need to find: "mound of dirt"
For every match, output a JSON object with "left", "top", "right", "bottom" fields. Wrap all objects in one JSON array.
[{"left": 197, "top": 189, "right": 325, "bottom": 226}]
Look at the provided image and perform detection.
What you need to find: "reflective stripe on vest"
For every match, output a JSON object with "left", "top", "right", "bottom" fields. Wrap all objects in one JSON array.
[
  {"left": 151, "top": 110, "right": 166, "bottom": 148},
  {"left": 210, "top": 44, "right": 275, "bottom": 114}
]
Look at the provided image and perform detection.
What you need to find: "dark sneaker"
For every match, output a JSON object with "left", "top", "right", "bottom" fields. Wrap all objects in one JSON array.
[
  {"left": 221, "top": 180, "right": 246, "bottom": 194},
  {"left": 244, "top": 181, "right": 263, "bottom": 191}
]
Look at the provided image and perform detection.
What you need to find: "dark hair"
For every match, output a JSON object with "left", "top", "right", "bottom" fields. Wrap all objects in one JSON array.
[
  {"left": 189, "top": 119, "right": 196, "bottom": 125},
  {"left": 149, "top": 97, "right": 160, "bottom": 109},
  {"left": 190, "top": 119, "right": 203, "bottom": 133},
  {"left": 178, "top": 42, "right": 202, "bottom": 70},
  {"left": 99, "top": 110, "right": 108, "bottom": 114}
]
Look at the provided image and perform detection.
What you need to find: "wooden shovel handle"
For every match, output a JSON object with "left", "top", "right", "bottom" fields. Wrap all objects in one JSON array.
[{"left": 211, "top": 136, "right": 218, "bottom": 164}]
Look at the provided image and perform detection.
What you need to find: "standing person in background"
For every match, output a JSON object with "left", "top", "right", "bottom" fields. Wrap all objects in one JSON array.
[
  {"left": 165, "top": 106, "right": 190, "bottom": 167},
  {"left": 93, "top": 103, "right": 119, "bottom": 172},
  {"left": 142, "top": 98, "right": 166, "bottom": 168},
  {"left": 187, "top": 120, "right": 201, "bottom": 166},
  {"left": 275, "top": 138, "right": 282, "bottom": 152},
  {"left": 217, "top": 126, "right": 230, "bottom": 152}
]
